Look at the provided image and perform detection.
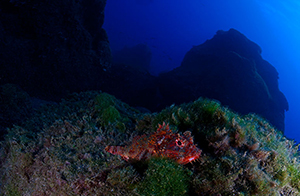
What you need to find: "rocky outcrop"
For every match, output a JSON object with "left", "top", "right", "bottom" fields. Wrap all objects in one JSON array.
[
  {"left": 0, "top": 0, "right": 111, "bottom": 101},
  {"left": 0, "top": 91, "right": 299, "bottom": 195},
  {"left": 158, "top": 28, "right": 288, "bottom": 131}
]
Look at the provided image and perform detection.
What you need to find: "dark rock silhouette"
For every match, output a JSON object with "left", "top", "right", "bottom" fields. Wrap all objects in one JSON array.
[
  {"left": 0, "top": 0, "right": 111, "bottom": 101},
  {"left": 158, "top": 28, "right": 288, "bottom": 131},
  {"left": 102, "top": 62, "right": 160, "bottom": 111},
  {"left": 0, "top": 84, "right": 33, "bottom": 140},
  {"left": 113, "top": 44, "right": 152, "bottom": 73}
]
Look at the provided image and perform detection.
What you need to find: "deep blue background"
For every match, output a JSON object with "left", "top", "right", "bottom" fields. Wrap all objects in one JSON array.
[{"left": 103, "top": 0, "right": 300, "bottom": 143}]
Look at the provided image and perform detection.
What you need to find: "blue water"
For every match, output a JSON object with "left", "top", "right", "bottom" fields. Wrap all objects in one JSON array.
[{"left": 103, "top": 0, "right": 300, "bottom": 143}]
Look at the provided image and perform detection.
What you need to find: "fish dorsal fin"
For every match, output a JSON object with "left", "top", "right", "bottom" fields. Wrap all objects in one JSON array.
[
  {"left": 157, "top": 122, "right": 169, "bottom": 132},
  {"left": 157, "top": 122, "right": 172, "bottom": 135}
]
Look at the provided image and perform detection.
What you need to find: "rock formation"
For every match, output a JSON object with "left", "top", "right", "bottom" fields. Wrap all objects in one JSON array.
[
  {"left": 158, "top": 28, "right": 288, "bottom": 131},
  {"left": 0, "top": 0, "right": 111, "bottom": 101}
]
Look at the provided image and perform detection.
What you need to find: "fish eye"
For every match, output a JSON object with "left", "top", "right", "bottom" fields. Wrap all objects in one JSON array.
[{"left": 176, "top": 139, "right": 185, "bottom": 147}]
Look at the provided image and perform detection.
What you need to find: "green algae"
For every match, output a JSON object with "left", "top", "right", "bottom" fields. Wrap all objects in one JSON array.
[
  {"left": 94, "top": 92, "right": 117, "bottom": 111},
  {"left": 6, "top": 184, "right": 22, "bottom": 196},
  {"left": 101, "top": 105, "right": 121, "bottom": 126},
  {"left": 137, "top": 157, "right": 191, "bottom": 196}
]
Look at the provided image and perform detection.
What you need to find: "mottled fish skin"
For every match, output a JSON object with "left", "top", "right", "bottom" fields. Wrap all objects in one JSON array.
[
  {"left": 105, "top": 122, "right": 202, "bottom": 164},
  {"left": 105, "top": 134, "right": 153, "bottom": 161}
]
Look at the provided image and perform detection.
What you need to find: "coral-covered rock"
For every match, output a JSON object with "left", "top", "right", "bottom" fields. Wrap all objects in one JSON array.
[
  {"left": 0, "top": 0, "right": 111, "bottom": 101},
  {"left": 158, "top": 28, "right": 288, "bottom": 131}
]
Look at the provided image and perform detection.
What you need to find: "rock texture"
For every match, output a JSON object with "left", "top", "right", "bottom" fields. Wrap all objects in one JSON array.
[
  {"left": 158, "top": 28, "right": 288, "bottom": 131},
  {"left": 0, "top": 0, "right": 111, "bottom": 101}
]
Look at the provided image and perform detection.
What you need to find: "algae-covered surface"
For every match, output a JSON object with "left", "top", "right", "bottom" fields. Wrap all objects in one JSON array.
[{"left": 0, "top": 91, "right": 299, "bottom": 195}]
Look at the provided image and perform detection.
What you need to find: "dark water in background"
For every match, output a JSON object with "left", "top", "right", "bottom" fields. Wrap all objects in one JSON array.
[{"left": 103, "top": 0, "right": 300, "bottom": 143}]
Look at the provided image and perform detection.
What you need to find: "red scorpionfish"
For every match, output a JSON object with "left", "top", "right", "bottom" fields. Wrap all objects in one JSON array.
[{"left": 105, "top": 122, "right": 202, "bottom": 164}]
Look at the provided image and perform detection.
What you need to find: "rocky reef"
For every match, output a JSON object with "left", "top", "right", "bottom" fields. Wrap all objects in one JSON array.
[
  {"left": 0, "top": 91, "right": 299, "bottom": 195},
  {"left": 158, "top": 28, "right": 288, "bottom": 131},
  {"left": 98, "top": 29, "right": 288, "bottom": 132}
]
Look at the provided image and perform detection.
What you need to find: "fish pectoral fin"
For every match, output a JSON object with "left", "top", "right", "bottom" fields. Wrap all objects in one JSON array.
[{"left": 121, "top": 155, "right": 130, "bottom": 161}]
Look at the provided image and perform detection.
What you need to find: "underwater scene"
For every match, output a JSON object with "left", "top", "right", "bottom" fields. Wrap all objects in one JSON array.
[{"left": 0, "top": 0, "right": 300, "bottom": 195}]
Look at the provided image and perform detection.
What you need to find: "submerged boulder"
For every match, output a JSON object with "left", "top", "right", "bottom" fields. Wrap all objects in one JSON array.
[{"left": 158, "top": 28, "right": 288, "bottom": 131}]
